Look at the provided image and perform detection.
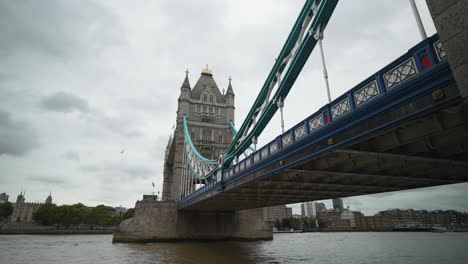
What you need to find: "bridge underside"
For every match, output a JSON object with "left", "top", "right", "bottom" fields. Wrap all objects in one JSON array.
[{"left": 182, "top": 78, "right": 468, "bottom": 210}]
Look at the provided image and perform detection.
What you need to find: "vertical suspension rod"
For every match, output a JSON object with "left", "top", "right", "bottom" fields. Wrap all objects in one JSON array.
[
  {"left": 318, "top": 37, "right": 331, "bottom": 103},
  {"left": 409, "top": 0, "right": 427, "bottom": 40},
  {"left": 277, "top": 98, "right": 285, "bottom": 133}
]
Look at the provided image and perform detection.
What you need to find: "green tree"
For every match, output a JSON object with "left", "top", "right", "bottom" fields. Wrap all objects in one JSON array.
[
  {"left": 55, "top": 203, "right": 89, "bottom": 227},
  {"left": 86, "top": 205, "right": 121, "bottom": 226},
  {"left": 291, "top": 217, "right": 301, "bottom": 230},
  {"left": 0, "top": 202, "right": 14, "bottom": 220},
  {"left": 301, "top": 216, "right": 312, "bottom": 229},
  {"left": 281, "top": 217, "right": 291, "bottom": 229},
  {"left": 33, "top": 203, "right": 58, "bottom": 225},
  {"left": 274, "top": 219, "right": 282, "bottom": 229},
  {"left": 122, "top": 208, "right": 134, "bottom": 220}
]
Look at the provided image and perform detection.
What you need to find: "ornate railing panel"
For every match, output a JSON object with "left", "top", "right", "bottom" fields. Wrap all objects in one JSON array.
[
  {"left": 308, "top": 115, "right": 324, "bottom": 132},
  {"left": 433, "top": 40, "right": 447, "bottom": 61},
  {"left": 383, "top": 57, "right": 418, "bottom": 90},
  {"left": 331, "top": 98, "right": 351, "bottom": 119},
  {"left": 353, "top": 80, "right": 379, "bottom": 107}
]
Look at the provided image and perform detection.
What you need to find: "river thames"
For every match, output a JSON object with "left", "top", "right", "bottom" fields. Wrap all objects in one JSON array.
[{"left": 1, "top": 232, "right": 468, "bottom": 263}]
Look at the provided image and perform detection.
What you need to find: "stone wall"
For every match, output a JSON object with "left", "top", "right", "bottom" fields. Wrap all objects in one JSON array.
[
  {"left": 233, "top": 208, "right": 273, "bottom": 241},
  {"left": 113, "top": 200, "right": 178, "bottom": 242},
  {"left": 113, "top": 200, "right": 272, "bottom": 243},
  {"left": 426, "top": 0, "right": 468, "bottom": 98}
]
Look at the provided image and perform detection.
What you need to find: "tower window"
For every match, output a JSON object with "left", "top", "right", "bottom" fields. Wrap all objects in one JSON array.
[
  {"left": 209, "top": 94, "right": 214, "bottom": 103},
  {"left": 203, "top": 106, "right": 207, "bottom": 112},
  {"left": 203, "top": 131, "right": 211, "bottom": 141},
  {"left": 197, "top": 105, "right": 200, "bottom": 112},
  {"left": 203, "top": 94, "right": 207, "bottom": 102},
  {"left": 209, "top": 107, "right": 213, "bottom": 113},
  {"left": 216, "top": 108, "right": 219, "bottom": 115},
  {"left": 218, "top": 135, "right": 223, "bottom": 143}
]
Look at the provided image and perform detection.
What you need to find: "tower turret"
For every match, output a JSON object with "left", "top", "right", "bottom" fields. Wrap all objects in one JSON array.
[
  {"left": 177, "top": 70, "right": 191, "bottom": 118},
  {"left": 45, "top": 192, "right": 52, "bottom": 204},
  {"left": 16, "top": 192, "right": 25, "bottom": 204},
  {"left": 225, "top": 76, "right": 235, "bottom": 123}
]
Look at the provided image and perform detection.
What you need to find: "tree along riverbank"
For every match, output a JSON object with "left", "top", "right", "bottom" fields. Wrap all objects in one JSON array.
[{"left": 0, "top": 222, "right": 117, "bottom": 234}]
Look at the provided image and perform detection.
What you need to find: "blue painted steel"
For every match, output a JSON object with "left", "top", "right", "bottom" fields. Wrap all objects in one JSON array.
[{"left": 178, "top": 33, "right": 457, "bottom": 209}]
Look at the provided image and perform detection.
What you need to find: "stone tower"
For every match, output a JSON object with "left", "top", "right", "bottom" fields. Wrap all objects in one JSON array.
[
  {"left": 162, "top": 66, "right": 235, "bottom": 201},
  {"left": 45, "top": 192, "right": 52, "bottom": 204}
]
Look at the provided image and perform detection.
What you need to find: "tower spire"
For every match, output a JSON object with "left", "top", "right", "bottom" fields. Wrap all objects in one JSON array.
[
  {"left": 226, "top": 76, "right": 234, "bottom": 96},
  {"left": 181, "top": 69, "right": 191, "bottom": 89}
]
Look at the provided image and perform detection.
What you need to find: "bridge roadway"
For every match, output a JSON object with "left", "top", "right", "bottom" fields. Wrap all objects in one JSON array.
[{"left": 179, "top": 34, "right": 468, "bottom": 211}]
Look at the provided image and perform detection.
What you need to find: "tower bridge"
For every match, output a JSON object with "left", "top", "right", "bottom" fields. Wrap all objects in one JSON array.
[{"left": 113, "top": 0, "right": 468, "bottom": 243}]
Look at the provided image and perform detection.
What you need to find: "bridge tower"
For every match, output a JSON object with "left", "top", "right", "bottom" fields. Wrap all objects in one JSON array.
[
  {"left": 426, "top": 0, "right": 468, "bottom": 100},
  {"left": 162, "top": 66, "right": 235, "bottom": 201},
  {"left": 114, "top": 67, "right": 272, "bottom": 243}
]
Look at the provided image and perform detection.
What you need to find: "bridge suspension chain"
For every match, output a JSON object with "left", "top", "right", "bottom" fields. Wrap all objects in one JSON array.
[
  {"left": 221, "top": 0, "right": 339, "bottom": 168},
  {"left": 182, "top": 115, "right": 218, "bottom": 180}
]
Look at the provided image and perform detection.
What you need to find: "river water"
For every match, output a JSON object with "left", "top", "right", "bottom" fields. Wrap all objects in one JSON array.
[{"left": 1, "top": 232, "right": 467, "bottom": 264}]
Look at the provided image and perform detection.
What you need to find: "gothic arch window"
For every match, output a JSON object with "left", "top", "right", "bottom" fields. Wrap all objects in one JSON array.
[
  {"left": 203, "top": 94, "right": 207, "bottom": 102},
  {"left": 209, "top": 94, "right": 214, "bottom": 103}
]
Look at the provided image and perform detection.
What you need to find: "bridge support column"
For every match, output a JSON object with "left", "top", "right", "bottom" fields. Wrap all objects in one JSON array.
[
  {"left": 112, "top": 200, "right": 272, "bottom": 243},
  {"left": 426, "top": 0, "right": 468, "bottom": 98}
]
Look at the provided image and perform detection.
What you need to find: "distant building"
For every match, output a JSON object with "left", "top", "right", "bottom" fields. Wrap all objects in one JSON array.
[
  {"left": 341, "top": 210, "right": 357, "bottom": 227},
  {"left": 320, "top": 209, "right": 364, "bottom": 230},
  {"left": 354, "top": 215, "right": 393, "bottom": 231},
  {"left": 376, "top": 209, "right": 422, "bottom": 228},
  {"left": 143, "top": 194, "right": 158, "bottom": 201},
  {"left": 10, "top": 192, "right": 52, "bottom": 223},
  {"left": 263, "top": 205, "right": 292, "bottom": 222},
  {"left": 302, "top": 201, "right": 315, "bottom": 217},
  {"left": 114, "top": 207, "right": 128, "bottom": 216},
  {"left": 315, "top": 202, "right": 326, "bottom": 216},
  {"left": 332, "top": 198, "right": 344, "bottom": 211},
  {"left": 302, "top": 201, "right": 327, "bottom": 217},
  {"left": 0, "top": 192, "right": 9, "bottom": 203}
]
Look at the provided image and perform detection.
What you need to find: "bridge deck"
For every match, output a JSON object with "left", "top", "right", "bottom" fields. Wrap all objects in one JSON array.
[{"left": 179, "top": 34, "right": 468, "bottom": 211}]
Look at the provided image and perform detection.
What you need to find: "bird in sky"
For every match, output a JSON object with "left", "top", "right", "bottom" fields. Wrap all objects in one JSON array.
[{"left": 120, "top": 148, "right": 126, "bottom": 154}]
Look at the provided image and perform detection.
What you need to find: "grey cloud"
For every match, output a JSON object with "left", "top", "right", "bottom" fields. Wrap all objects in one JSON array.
[
  {"left": 27, "top": 175, "right": 67, "bottom": 186},
  {"left": 0, "top": 0, "right": 125, "bottom": 59},
  {"left": 0, "top": 109, "right": 39, "bottom": 156},
  {"left": 62, "top": 151, "right": 80, "bottom": 161},
  {"left": 80, "top": 162, "right": 155, "bottom": 181},
  {"left": 40, "top": 92, "right": 90, "bottom": 113}
]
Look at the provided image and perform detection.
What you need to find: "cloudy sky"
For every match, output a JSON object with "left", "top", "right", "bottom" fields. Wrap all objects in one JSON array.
[{"left": 1, "top": 0, "right": 467, "bottom": 215}]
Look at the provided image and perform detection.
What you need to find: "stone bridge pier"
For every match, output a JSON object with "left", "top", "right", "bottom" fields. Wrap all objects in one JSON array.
[{"left": 112, "top": 199, "right": 272, "bottom": 243}]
